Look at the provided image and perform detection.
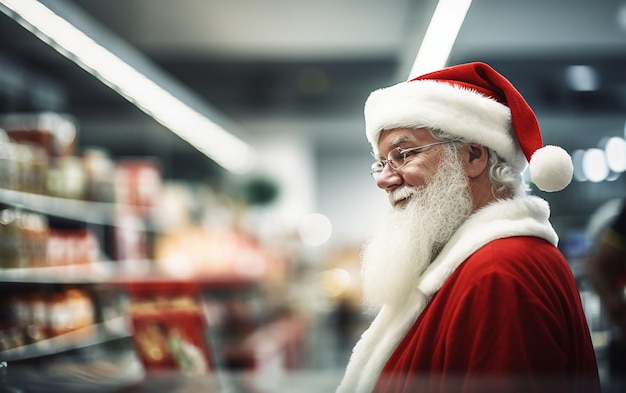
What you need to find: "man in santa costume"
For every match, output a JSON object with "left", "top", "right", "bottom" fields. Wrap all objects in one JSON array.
[{"left": 336, "top": 62, "right": 600, "bottom": 393}]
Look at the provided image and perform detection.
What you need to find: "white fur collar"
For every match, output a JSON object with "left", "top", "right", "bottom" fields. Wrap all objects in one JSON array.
[{"left": 336, "top": 196, "right": 558, "bottom": 393}]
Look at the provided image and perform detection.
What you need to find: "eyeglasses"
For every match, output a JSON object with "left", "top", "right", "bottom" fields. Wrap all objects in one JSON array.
[{"left": 370, "top": 141, "right": 450, "bottom": 179}]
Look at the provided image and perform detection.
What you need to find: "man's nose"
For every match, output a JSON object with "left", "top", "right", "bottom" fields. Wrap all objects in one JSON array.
[{"left": 375, "top": 164, "right": 402, "bottom": 190}]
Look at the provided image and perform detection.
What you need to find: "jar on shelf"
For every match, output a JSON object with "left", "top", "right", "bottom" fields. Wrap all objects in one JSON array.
[
  {"left": 47, "top": 156, "right": 86, "bottom": 199},
  {"left": 19, "top": 211, "right": 48, "bottom": 268},
  {"left": 0, "top": 208, "right": 23, "bottom": 268},
  {"left": 83, "top": 148, "right": 115, "bottom": 203}
]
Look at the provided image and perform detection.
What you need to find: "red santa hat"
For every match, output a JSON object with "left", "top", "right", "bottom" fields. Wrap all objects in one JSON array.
[{"left": 364, "top": 62, "right": 573, "bottom": 192}]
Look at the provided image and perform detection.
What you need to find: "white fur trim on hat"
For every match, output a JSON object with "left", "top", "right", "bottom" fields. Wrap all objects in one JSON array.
[{"left": 364, "top": 80, "right": 527, "bottom": 173}]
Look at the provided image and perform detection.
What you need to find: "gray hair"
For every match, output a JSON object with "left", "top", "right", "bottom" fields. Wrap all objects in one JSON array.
[{"left": 429, "top": 128, "right": 528, "bottom": 198}]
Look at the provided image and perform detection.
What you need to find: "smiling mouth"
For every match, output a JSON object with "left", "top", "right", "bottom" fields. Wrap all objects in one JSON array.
[
  {"left": 395, "top": 197, "right": 407, "bottom": 205},
  {"left": 388, "top": 187, "right": 415, "bottom": 208},
  {"left": 391, "top": 196, "right": 410, "bottom": 208}
]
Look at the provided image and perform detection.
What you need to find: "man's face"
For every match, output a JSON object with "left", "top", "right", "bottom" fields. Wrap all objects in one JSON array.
[
  {"left": 361, "top": 134, "right": 474, "bottom": 307},
  {"left": 374, "top": 127, "right": 446, "bottom": 208}
]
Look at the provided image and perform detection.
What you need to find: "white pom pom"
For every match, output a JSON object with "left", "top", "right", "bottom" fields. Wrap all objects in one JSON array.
[{"left": 529, "top": 145, "right": 573, "bottom": 192}]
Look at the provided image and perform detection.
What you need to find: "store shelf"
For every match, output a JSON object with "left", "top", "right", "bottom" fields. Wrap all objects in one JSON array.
[
  {"left": 0, "top": 185, "right": 285, "bottom": 378},
  {"left": 0, "top": 261, "right": 119, "bottom": 284},
  {"left": 0, "top": 316, "right": 130, "bottom": 362},
  {"left": 6, "top": 351, "right": 145, "bottom": 393},
  {"left": 0, "top": 262, "right": 261, "bottom": 289},
  {"left": 0, "top": 188, "right": 151, "bottom": 227}
]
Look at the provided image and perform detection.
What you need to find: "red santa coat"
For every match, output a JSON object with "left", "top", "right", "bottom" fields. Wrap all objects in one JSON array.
[{"left": 337, "top": 197, "right": 600, "bottom": 393}]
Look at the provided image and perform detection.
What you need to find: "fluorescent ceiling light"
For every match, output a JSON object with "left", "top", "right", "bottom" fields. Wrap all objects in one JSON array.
[
  {"left": 604, "top": 136, "right": 626, "bottom": 173},
  {"left": 0, "top": 0, "right": 255, "bottom": 174},
  {"left": 565, "top": 65, "right": 599, "bottom": 92},
  {"left": 582, "top": 148, "right": 609, "bottom": 183},
  {"left": 408, "top": 0, "right": 472, "bottom": 79}
]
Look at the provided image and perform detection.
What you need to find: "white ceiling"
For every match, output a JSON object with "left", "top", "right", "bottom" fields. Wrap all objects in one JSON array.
[
  {"left": 66, "top": 0, "right": 626, "bottom": 61},
  {"left": 79, "top": 0, "right": 421, "bottom": 60}
]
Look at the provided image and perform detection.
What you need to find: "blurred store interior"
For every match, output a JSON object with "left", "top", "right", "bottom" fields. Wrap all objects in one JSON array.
[{"left": 0, "top": 0, "right": 625, "bottom": 392}]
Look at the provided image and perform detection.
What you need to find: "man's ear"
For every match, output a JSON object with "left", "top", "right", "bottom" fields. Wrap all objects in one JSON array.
[{"left": 464, "top": 144, "right": 489, "bottom": 178}]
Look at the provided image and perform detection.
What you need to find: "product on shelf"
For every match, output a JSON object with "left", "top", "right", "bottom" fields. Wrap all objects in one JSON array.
[
  {"left": 0, "top": 112, "right": 77, "bottom": 158},
  {"left": 0, "top": 206, "right": 101, "bottom": 269},
  {"left": 0, "top": 112, "right": 76, "bottom": 196},
  {"left": 0, "top": 129, "right": 49, "bottom": 194},
  {"left": 108, "top": 206, "right": 150, "bottom": 267},
  {"left": 1, "top": 287, "right": 95, "bottom": 350},
  {"left": 115, "top": 159, "right": 162, "bottom": 214},
  {"left": 127, "top": 281, "right": 212, "bottom": 374},
  {"left": 47, "top": 228, "right": 99, "bottom": 267},
  {"left": 0, "top": 208, "right": 48, "bottom": 269},
  {"left": 153, "top": 226, "right": 289, "bottom": 282},
  {"left": 82, "top": 148, "right": 116, "bottom": 203},
  {"left": 46, "top": 156, "right": 86, "bottom": 199},
  {"left": 0, "top": 113, "right": 131, "bottom": 203},
  {"left": 48, "top": 288, "right": 95, "bottom": 336}
]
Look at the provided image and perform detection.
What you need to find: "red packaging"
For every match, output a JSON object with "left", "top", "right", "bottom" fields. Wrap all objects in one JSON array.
[{"left": 127, "top": 281, "right": 213, "bottom": 374}]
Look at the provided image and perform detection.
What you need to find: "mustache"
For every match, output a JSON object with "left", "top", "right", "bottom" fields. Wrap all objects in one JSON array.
[{"left": 388, "top": 186, "right": 418, "bottom": 205}]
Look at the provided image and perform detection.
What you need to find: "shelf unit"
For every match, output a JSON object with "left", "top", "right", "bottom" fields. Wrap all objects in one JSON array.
[
  {"left": 0, "top": 261, "right": 118, "bottom": 283},
  {"left": 0, "top": 187, "right": 151, "bottom": 227},
  {"left": 0, "top": 182, "right": 307, "bottom": 393},
  {"left": 0, "top": 316, "right": 128, "bottom": 362},
  {"left": 0, "top": 186, "right": 149, "bottom": 393}
]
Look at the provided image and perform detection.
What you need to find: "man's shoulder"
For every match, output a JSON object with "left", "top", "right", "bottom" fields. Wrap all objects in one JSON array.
[
  {"left": 437, "top": 236, "right": 575, "bottom": 306},
  {"left": 460, "top": 236, "right": 567, "bottom": 277},
  {"left": 480, "top": 236, "right": 559, "bottom": 255}
]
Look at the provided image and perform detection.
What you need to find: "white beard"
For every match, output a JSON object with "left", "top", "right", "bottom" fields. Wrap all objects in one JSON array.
[{"left": 360, "top": 149, "right": 474, "bottom": 308}]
